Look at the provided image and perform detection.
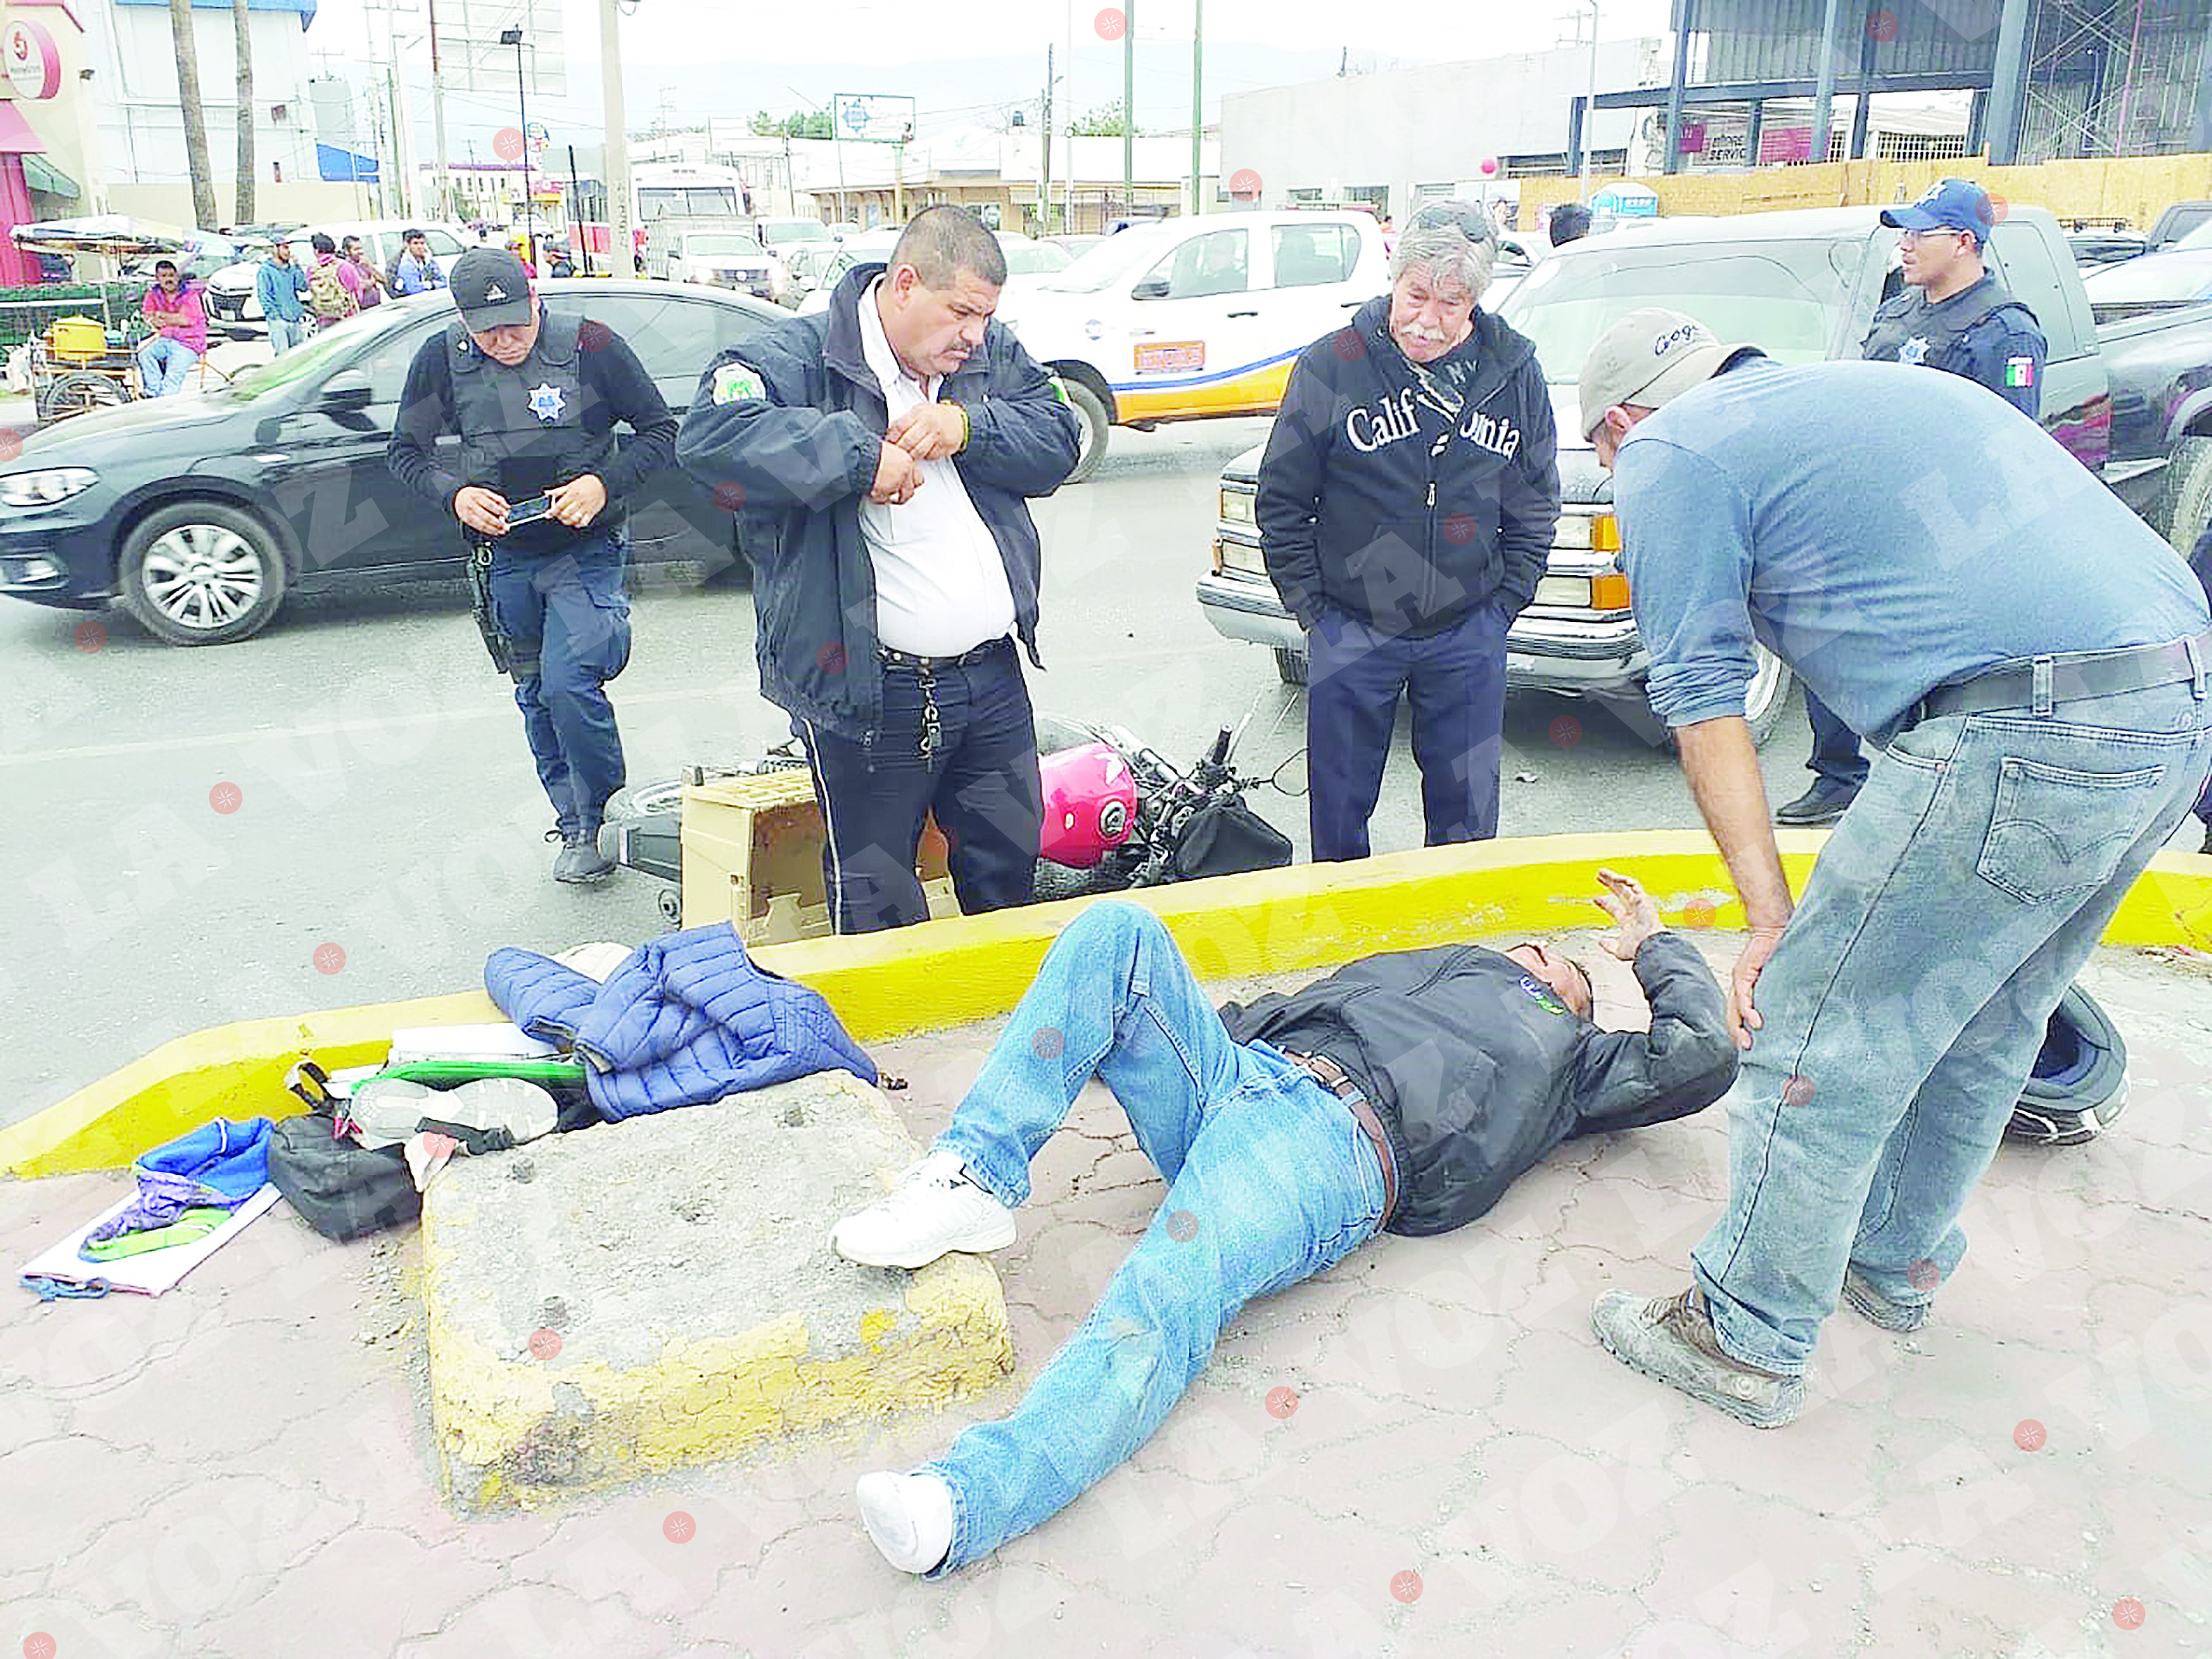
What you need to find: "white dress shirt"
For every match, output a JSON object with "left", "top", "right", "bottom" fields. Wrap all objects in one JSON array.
[{"left": 855, "top": 279, "right": 1017, "bottom": 657}]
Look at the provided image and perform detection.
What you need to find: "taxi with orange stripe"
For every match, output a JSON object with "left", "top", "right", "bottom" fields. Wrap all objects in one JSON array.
[{"left": 995, "top": 211, "right": 1389, "bottom": 482}]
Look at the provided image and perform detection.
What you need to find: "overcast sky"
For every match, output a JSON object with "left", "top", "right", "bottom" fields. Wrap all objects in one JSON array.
[{"left": 309, "top": 0, "right": 1678, "bottom": 148}]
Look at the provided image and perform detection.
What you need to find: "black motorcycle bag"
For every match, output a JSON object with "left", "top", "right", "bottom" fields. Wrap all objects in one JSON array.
[
  {"left": 1171, "top": 798, "right": 1293, "bottom": 882},
  {"left": 267, "top": 1112, "right": 423, "bottom": 1242}
]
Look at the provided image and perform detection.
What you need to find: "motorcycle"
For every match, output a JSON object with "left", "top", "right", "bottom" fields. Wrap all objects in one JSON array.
[{"left": 599, "top": 712, "right": 1293, "bottom": 925}]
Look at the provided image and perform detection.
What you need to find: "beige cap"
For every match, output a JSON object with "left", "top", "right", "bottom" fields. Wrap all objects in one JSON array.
[{"left": 1577, "top": 307, "right": 1732, "bottom": 441}]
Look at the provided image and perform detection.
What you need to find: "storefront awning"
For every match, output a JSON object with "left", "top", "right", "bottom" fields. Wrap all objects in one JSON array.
[
  {"left": 0, "top": 104, "right": 45, "bottom": 156},
  {"left": 23, "top": 155, "right": 79, "bottom": 200},
  {"left": 114, "top": 0, "right": 318, "bottom": 30},
  {"left": 316, "top": 143, "right": 378, "bottom": 183}
]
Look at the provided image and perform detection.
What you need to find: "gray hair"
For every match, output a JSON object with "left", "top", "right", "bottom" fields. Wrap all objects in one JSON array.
[
  {"left": 890, "top": 204, "right": 1008, "bottom": 290},
  {"left": 1389, "top": 211, "right": 1497, "bottom": 304}
]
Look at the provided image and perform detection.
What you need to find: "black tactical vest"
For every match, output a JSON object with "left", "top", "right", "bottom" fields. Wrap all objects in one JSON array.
[
  {"left": 446, "top": 309, "right": 616, "bottom": 506},
  {"left": 1860, "top": 276, "right": 2037, "bottom": 382}
]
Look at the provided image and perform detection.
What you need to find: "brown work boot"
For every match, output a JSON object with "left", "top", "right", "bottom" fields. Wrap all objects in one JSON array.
[{"left": 1592, "top": 1285, "right": 1805, "bottom": 1428}]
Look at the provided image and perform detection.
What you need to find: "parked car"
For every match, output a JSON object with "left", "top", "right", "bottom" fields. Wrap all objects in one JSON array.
[
  {"left": 649, "top": 226, "right": 786, "bottom": 301},
  {"left": 204, "top": 222, "right": 470, "bottom": 328},
  {"left": 826, "top": 221, "right": 868, "bottom": 240},
  {"left": 995, "top": 209, "right": 1391, "bottom": 482},
  {"left": 794, "top": 229, "right": 1068, "bottom": 316},
  {"left": 1198, "top": 204, "right": 2212, "bottom": 744},
  {"left": 2080, "top": 247, "right": 2212, "bottom": 322},
  {"left": 792, "top": 232, "right": 904, "bottom": 314},
  {"left": 0, "top": 280, "right": 785, "bottom": 645},
  {"left": 2146, "top": 201, "right": 2212, "bottom": 251},
  {"left": 752, "top": 216, "right": 836, "bottom": 257},
  {"left": 2067, "top": 229, "right": 2150, "bottom": 268}
]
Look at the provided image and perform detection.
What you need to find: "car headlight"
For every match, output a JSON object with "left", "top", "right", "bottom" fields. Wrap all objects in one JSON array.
[
  {"left": 1218, "top": 486, "right": 1256, "bottom": 527},
  {"left": 0, "top": 468, "right": 97, "bottom": 508}
]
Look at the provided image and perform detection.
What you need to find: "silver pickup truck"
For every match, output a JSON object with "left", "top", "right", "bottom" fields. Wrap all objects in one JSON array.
[{"left": 1198, "top": 203, "right": 2212, "bottom": 745}]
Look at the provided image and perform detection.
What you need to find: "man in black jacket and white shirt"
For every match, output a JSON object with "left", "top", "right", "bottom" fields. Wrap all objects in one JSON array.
[
  {"left": 831, "top": 869, "right": 1737, "bottom": 1577},
  {"left": 1258, "top": 200, "right": 1560, "bottom": 861}
]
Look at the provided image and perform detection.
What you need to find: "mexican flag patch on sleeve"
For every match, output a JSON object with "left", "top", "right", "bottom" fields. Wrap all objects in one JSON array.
[
  {"left": 712, "top": 361, "right": 765, "bottom": 405},
  {"left": 2004, "top": 356, "right": 2036, "bottom": 388}
]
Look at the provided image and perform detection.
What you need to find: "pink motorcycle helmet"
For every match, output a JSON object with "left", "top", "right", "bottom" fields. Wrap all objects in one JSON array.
[{"left": 1037, "top": 741, "right": 1136, "bottom": 869}]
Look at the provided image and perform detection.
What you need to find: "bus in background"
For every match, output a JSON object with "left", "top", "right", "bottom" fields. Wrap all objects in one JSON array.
[{"left": 561, "top": 162, "right": 754, "bottom": 272}]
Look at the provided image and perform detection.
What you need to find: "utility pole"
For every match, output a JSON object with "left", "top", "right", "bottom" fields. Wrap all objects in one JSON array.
[
  {"left": 385, "top": 0, "right": 411, "bottom": 219},
  {"left": 601, "top": 0, "right": 634, "bottom": 274},
  {"left": 1041, "top": 44, "right": 1053, "bottom": 233},
  {"left": 428, "top": 0, "right": 452, "bottom": 221},
  {"left": 1189, "top": 0, "right": 1202, "bottom": 216},
  {"left": 1122, "top": 0, "right": 1134, "bottom": 222},
  {"left": 1581, "top": 0, "right": 1599, "bottom": 202}
]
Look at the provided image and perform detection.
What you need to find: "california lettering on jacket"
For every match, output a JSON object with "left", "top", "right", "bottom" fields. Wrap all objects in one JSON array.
[{"left": 1344, "top": 386, "right": 1522, "bottom": 460}]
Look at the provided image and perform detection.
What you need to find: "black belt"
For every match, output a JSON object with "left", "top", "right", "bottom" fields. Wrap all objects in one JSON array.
[
  {"left": 1908, "top": 626, "right": 2211, "bottom": 726},
  {"left": 1284, "top": 1051, "right": 1398, "bottom": 1227},
  {"left": 879, "top": 638, "right": 1005, "bottom": 672}
]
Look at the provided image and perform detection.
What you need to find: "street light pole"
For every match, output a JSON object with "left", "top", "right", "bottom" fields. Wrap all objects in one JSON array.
[
  {"left": 499, "top": 27, "right": 531, "bottom": 258},
  {"left": 1582, "top": 0, "right": 1600, "bottom": 203},
  {"left": 1122, "top": 0, "right": 1134, "bottom": 223}
]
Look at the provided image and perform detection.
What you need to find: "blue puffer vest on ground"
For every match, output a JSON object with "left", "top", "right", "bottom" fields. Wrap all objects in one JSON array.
[{"left": 485, "top": 924, "right": 878, "bottom": 1122}]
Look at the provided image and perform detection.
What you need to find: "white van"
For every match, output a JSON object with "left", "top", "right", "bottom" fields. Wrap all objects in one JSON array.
[{"left": 992, "top": 211, "right": 1390, "bottom": 481}]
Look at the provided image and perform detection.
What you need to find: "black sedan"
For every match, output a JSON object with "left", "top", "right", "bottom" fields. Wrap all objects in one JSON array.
[{"left": 0, "top": 279, "right": 779, "bottom": 645}]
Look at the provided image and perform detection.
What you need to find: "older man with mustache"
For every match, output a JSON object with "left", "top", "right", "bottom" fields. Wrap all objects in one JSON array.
[{"left": 1256, "top": 200, "right": 1560, "bottom": 864}]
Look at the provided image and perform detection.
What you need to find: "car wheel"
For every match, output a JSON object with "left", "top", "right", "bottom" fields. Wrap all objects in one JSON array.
[
  {"left": 116, "top": 502, "right": 287, "bottom": 645},
  {"left": 604, "top": 778, "right": 691, "bottom": 819},
  {"left": 37, "top": 371, "right": 129, "bottom": 423},
  {"left": 1061, "top": 378, "right": 1110, "bottom": 485},
  {"left": 1273, "top": 646, "right": 1309, "bottom": 686},
  {"left": 2153, "top": 435, "right": 2212, "bottom": 553}
]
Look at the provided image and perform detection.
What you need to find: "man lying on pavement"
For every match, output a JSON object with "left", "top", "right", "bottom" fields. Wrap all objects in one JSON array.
[{"left": 831, "top": 869, "right": 1738, "bottom": 1576}]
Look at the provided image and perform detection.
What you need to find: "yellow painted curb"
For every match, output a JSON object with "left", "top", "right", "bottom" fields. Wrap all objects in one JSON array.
[{"left": 8, "top": 830, "right": 2210, "bottom": 1180}]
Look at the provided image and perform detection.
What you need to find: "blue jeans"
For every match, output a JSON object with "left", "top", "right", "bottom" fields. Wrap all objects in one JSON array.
[
  {"left": 1305, "top": 599, "right": 1511, "bottom": 861},
  {"left": 1693, "top": 678, "right": 2212, "bottom": 1374},
  {"left": 487, "top": 529, "right": 632, "bottom": 839},
  {"left": 136, "top": 337, "right": 199, "bottom": 397},
  {"left": 1802, "top": 687, "right": 1869, "bottom": 792},
  {"left": 266, "top": 314, "right": 309, "bottom": 355},
  {"left": 798, "top": 637, "right": 1041, "bottom": 933},
  {"left": 924, "top": 901, "right": 1389, "bottom": 1575}
]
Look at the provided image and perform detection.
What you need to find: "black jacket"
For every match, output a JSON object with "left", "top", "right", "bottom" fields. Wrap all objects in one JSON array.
[
  {"left": 674, "top": 264, "right": 1081, "bottom": 744},
  {"left": 1218, "top": 931, "right": 1736, "bottom": 1237},
  {"left": 1255, "top": 297, "right": 1560, "bottom": 637}
]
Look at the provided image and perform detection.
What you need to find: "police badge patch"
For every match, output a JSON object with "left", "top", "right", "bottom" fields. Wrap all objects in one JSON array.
[
  {"left": 712, "top": 362, "right": 765, "bottom": 405},
  {"left": 1898, "top": 336, "right": 1930, "bottom": 366}
]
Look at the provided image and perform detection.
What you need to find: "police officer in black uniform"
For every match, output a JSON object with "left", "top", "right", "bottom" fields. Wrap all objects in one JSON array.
[
  {"left": 389, "top": 247, "right": 679, "bottom": 883},
  {"left": 1776, "top": 176, "right": 2049, "bottom": 828}
]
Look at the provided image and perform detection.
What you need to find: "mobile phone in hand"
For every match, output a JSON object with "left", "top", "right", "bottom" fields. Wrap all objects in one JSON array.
[{"left": 506, "top": 493, "right": 554, "bottom": 528}]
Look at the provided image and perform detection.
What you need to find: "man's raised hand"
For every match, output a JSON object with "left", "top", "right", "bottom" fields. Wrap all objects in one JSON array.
[
  {"left": 886, "top": 401, "right": 966, "bottom": 462},
  {"left": 1592, "top": 867, "right": 1662, "bottom": 961},
  {"left": 869, "top": 439, "right": 925, "bottom": 506}
]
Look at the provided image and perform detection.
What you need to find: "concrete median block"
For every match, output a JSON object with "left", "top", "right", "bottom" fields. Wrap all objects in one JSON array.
[{"left": 419, "top": 1068, "right": 1013, "bottom": 1511}]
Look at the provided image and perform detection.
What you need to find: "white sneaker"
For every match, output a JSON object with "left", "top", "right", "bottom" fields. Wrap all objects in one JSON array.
[
  {"left": 831, "top": 1149, "right": 1017, "bottom": 1270},
  {"left": 856, "top": 1470, "right": 954, "bottom": 1574}
]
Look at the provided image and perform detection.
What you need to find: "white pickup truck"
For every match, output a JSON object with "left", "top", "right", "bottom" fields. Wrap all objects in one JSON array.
[{"left": 994, "top": 211, "right": 1392, "bottom": 482}]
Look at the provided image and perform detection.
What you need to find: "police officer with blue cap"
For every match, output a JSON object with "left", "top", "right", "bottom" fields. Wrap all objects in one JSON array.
[{"left": 1776, "top": 176, "right": 2049, "bottom": 829}]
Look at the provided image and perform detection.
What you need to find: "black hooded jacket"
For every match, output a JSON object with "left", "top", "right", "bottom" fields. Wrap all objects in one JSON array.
[
  {"left": 1255, "top": 297, "right": 1560, "bottom": 637},
  {"left": 1218, "top": 931, "right": 1736, "bottom": 1237}
]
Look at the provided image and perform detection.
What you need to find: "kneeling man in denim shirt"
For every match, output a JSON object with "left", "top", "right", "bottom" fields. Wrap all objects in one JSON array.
[
  {"left": 833, "top": 870, "right": 1736, "bottom": 1575},
  {"left": 1577, "top": 309, "right": 2212, "bottom": 1428}
]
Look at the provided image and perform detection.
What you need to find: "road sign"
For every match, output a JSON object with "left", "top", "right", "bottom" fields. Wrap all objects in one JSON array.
[
  {"left": 832, "top": 94, "right": 917, "bottom": 145},
  {"left": 525, "top": 121, "right": 550, "bottom": 155}
]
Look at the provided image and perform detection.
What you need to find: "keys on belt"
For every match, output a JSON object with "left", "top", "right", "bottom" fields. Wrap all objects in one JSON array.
[{"left": 1284, "top": 1050, "right": 1399, "bottom": 1226}]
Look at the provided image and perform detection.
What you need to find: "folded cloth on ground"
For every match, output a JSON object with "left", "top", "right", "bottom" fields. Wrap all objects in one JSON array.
[
  {"left": 83, "top": 1117, "right": 272, "bottom": 1246},
  {"left": 485, "top": 922, "right": 878, "bottom": 1122},
  {"left": 79, "top": 1206, "right": 232, "bottom": 1261},
  {"left": 342, "top": 1077, "right": 559, "bottom": 1153}
]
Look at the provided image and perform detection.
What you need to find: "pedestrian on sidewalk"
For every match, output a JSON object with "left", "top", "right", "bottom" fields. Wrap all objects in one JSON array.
[
  {"left": 835, "top": 872, "right": 1736, "bottom": 1576},
  {"left": 1576, "top": 308, "right": 2212, "bottom": 1429},
  {"left": 256, "top": 240, "right": 311, "bottom": 356}
]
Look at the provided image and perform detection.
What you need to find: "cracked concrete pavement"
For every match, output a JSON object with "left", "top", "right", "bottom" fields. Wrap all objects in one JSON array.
[{"left": 4, "top": 931, "right": 2210, "bottom": 1658}]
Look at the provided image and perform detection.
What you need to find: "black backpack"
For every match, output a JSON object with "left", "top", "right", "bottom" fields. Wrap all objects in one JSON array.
[{"left": 267, "top": 1112, "right": 421, "bottom": 1242}]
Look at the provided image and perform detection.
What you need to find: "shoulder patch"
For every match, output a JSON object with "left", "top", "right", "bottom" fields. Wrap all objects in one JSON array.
[
  {"left": 1046, "top": 375, "right": 1071, "bottom": 407},
  {"left": 712, "top": 361, "right": 765, "bottom": 405}
]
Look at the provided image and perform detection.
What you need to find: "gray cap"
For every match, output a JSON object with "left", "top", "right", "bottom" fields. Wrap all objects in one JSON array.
[
  {"left": 1576, "top": 307, "right": 1732, "bottom": 441},
  {"left": 451, "top": 247, "right": 534, "bottom": 329}
]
